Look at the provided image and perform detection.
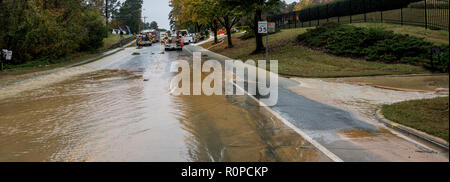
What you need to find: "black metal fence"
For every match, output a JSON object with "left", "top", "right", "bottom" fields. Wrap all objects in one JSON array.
[{"left": 272, "top": 0, "right": 449, "bottom": 31}]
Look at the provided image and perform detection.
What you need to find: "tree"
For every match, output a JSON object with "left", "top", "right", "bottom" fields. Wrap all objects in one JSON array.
[
  {"left": 215, "top": 0, "right": 243, "bottom": 48},
  {"left": 0, "top": 0, "right": 107, "bottom": 65},
  {"left": 267, "top": 0, "right": 287, "bottom": 17},
  {"left": 286, "top": 1, "right": 298, "bottom": 12},
  {"left": 294, "top": 0, "right": 315, "bottom": 11},
  {"left": 117, "top": 0, "right": 143, "bottom": 33},
  {"left": 169, "top": 0, "right": 240, "bottom": 45},
  {"left": 229, "top": 0, "right": 282, "bottom": 53},
  {"left": 150, "top": 21, "right": 158, "bottom": 30},
  {"left": 104, "top": 0, "right": 121, "bottom": 25}
]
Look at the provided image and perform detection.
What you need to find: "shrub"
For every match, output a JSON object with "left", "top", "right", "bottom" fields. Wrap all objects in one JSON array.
[
  {"left": 1, "top": 0, "right": 108, "bottom": 66},
  {"left": 364, "top": 34, "right": 433, "bottom": 63},
  {"left": 297, "top": 22, "right": 448, "bottom": 72},
  {"left": 78, "top": 11, "right": 108, "bottom": 52},
  {"left": 297, "top": 22, "right": 345, "bottom": 47}
]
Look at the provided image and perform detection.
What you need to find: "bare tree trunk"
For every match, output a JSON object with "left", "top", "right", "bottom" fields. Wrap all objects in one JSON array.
[
  {"left": 225, "top": 26, "right": 233, "bottom": 48},
  {"left": 219, "top": 16, "right": 233, "bottom": 48},
  {"left": 210, "top": 21, "right": 219, "bottom": 44}
]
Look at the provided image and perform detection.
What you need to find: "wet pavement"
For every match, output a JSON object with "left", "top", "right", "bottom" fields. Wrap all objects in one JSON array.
[
  {"left": 185, "top": 45, "right": 449, "bottom": 162},
  {"left": 0, "top": 43, "right": 330, "bottom": 162}
]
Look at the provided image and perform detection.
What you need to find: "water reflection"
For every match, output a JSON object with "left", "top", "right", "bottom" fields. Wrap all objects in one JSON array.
[{"left": 0, "top": 54, "right": 330, "bottom": 162}]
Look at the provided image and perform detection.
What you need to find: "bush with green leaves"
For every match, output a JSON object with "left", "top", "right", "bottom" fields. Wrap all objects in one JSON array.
[
  {"left": 297, "top": 22, "right": 449, "bottom": 72},
  {"left": 0, "top": 0, "right": 108, "bottom": 66},
  {"left": 78, "top": 11, "right": 109, "bottom": 52}
]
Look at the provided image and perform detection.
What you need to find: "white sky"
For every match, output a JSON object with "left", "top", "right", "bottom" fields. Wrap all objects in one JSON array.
[
  {"left": 129, "top": 0, "right": 300, "bottom": 30},
  {"left": 142, "top": 0, "right": 172, "bottom": 30}
]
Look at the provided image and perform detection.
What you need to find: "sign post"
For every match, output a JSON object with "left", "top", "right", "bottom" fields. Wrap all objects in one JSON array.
[
  {"left": 258, "top": 21, "right": 268, "bottom": 64},
  {"left": 267, "top": 22, "right": 276, "bottom": 65},
  {"left": 1, "top": 49, "right": 12, "bottom": 71},
  {"left": 0, "top": 50, "right": 3, "bottom": 71},
  {"left": 258, "top": 21, "right": 276, "bottom": 65}
]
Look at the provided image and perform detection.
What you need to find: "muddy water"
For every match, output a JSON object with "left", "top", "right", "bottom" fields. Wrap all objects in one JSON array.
[{"left": 0, "top": 48, "right": 329, "bottom": 162}]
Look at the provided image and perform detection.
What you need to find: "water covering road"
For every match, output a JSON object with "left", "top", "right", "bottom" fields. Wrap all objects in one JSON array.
[{"left": 0, "top": 43, "right": 330, "bottom": 162}]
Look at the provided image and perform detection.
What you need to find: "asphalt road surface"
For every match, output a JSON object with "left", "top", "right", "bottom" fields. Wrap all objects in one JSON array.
[{"left": 0, "top": 43, "right": 330, "bottom": 162}]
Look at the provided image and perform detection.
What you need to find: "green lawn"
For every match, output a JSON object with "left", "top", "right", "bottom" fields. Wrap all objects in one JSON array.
[
  {"left": 382, "top": 97, "right": 449, "bottom": 142},
  {"left": 203, "top": 27, "right": 430, "bottom": 78},
  {"left": 102, "top": 33, "right": 132, "bottom": 51}
]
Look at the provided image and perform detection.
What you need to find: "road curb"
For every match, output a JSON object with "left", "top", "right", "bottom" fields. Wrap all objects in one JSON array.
[{"left": 375, "top": 109, "right": 449, "bottom": 150}]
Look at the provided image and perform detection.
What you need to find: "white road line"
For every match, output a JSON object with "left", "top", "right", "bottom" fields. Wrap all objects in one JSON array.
[{"left": 233, "top": 82, "right": 344, "bottom": 162}]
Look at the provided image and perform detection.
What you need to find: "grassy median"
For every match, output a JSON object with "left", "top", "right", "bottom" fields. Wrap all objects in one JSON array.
[
  {"left": 202, "top": 25, "right": 433, "bottom": 78},
  {"left": 382, "top": 97, "right": 449, "bottom": 142}
]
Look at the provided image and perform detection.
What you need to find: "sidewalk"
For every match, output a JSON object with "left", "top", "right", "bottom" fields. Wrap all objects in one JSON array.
[{"left": 183, "top": 44, "right": 449, "bottom": 162}]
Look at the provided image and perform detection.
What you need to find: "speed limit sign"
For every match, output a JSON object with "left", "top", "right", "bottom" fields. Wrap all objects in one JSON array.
[{"left": 258, "top": 21, "right": 268, "bottom": 34}]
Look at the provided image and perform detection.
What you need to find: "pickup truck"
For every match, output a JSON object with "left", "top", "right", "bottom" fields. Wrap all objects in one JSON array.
[
  {"left": 179, "top": 30, "right": 196, "bottom": 45},
  {"left": 183, "top": 34, "right": 197, "bottom": 44}
]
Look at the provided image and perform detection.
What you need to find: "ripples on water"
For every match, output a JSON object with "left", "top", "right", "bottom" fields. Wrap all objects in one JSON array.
[{"left": 0, "top": 68, "right": 329, "bottom": 162}]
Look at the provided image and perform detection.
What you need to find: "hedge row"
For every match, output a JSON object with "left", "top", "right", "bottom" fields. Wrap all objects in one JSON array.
[
  {"left": 297, "top": 0, "right": 422, "bottom": 22},
  {"left": 297, "top": 22, "right": 449, "bottom": 72}
]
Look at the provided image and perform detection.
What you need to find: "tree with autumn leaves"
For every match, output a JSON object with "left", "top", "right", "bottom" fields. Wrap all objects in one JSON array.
[{"left": 170, "top": 0, "right": 282, "bottom": 52}]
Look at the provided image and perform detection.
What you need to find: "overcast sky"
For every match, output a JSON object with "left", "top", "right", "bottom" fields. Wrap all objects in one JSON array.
[{"left": 138, "top": 0, "right": 299, "bottom": 30}]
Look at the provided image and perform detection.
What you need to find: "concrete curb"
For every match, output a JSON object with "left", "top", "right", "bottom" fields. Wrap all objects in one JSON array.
[{"left": 375, "top": 109, "right": 449, "bottom": 150}]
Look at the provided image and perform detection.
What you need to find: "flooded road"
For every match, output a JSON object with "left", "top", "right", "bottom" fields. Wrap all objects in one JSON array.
[{"left": 0, "top": 43, "right": 329, "bottom": 162}]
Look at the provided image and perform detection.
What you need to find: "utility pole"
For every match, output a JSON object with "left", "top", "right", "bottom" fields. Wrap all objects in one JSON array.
[
  {"left": 143, "top": 16, "right": 148, "bottom": 30},
  {"left": 139, "top": 9, "right": 142, "bottom": 33},
  {"left": 105, "top": 0, "right": 109, "bottom": 25}
]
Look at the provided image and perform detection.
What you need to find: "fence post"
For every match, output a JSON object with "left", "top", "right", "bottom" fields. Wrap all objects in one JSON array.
[
  {"left": 309, "top": 8, "right": 312, "bottom": 27},
  {"left": 364, "top": 0, "right": 367, "bottom": 22},
  {"left": 317, "top": 7, "right": 320, "bottom": 26},
  {"left": 401, "top": 7, "right": 403, "bottom": 26},
  {"left": 424, "top": 0, "right": 428, "bottom": 29},
  {"left": 349, "top": 0, "right": 352, "bottom": 24},
  {"left": 380, "top": 10, "right": 383, "bottom": 22},
  {"left": 295, "top": 12, "right": 297, "bottom": 28},
  {"left": 337, "top": 2, "right": 340, "bottom": 23}
]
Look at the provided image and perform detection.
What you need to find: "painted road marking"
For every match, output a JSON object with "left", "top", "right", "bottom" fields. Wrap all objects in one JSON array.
[{"left": 233, "top": 82, "right": 344, "bottom": 162}]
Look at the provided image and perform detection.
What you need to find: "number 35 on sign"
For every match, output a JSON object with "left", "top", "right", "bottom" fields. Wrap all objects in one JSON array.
[{"left": 258, "top": 21, "right": 267, "bottom": 34}]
